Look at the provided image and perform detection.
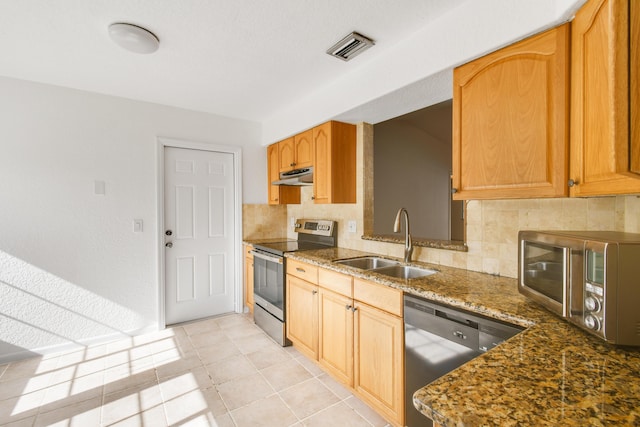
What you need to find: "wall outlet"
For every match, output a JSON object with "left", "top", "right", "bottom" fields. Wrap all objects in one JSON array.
[
  {"left": 133, "top": 219, "right": 143, "bottom": 233},
  {"left": 290, "top": 217, "right": 296, "bottom": 227},
  {"left": 347, "top": 220, "right": 357, "bottom": 233}
]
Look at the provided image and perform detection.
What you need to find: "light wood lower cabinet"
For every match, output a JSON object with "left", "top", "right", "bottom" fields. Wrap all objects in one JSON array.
[
  {"left": 286, "top": 259, "right": 319, "bottom": 360},
  {"left": 243, "top": 244, "right": 254, "bottom": 313},
  {"left": 288, "top": 263, "right": 405, "bottom": 427},
  {"left": 354, "top": 300, "right": 404, "bottom": 426},
  {"left": 318, "top": 287, "right": 354, "bottom": 386},
  {"left": 286, "top": 275, "right": 319, "bottom": 360}
]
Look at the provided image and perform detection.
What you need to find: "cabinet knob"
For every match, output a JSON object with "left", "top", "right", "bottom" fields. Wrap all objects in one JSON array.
[
  {"left": 451, "top": 188, "right": 458, "bottom": 194},
  {"left": 568, "top": 179, "right": 578, "bottom": 187},
  {"left": 346, "top": 304, "right": 352, "bottom": 311},
  {"left": 311, "top": 196, "right": 315, "bottom": 200},
  {"left": 312, "top": 290, "right": 318, "bottom": 295}
]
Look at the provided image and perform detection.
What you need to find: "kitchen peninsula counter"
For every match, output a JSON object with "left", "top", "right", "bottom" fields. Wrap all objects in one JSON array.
[{"left": 286, "top": 247, "right": 640, "bottom": 426}]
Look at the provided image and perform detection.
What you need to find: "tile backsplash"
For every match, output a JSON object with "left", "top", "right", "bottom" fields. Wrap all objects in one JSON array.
[
  {"left": 242, "top": 204, "right": 288, "bottom": 240},
  {"left": 244, "top": 123, "right": 640, "bottom": 279}
]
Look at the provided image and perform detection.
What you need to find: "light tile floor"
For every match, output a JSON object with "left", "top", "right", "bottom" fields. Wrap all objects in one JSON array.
[{"left": 0, "top": 313, "right": 392, "bottom": 427}]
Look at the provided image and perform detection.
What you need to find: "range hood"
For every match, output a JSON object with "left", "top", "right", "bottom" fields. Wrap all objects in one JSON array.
[{"left": 272, "top": 167, "right": 313, "bottom": 186}]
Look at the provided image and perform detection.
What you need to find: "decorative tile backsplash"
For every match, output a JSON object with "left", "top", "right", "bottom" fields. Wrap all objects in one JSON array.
[
  {"left": 242, "top": 204, "right": 288, "bottom": 240},
  {"left": 244, "top": 123, "right": 640, "bottom": 279}
]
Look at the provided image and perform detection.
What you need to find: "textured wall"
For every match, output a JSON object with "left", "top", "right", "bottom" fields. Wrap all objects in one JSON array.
[{"left": 0, "top": 77, "right": 261, "bottom": 362}]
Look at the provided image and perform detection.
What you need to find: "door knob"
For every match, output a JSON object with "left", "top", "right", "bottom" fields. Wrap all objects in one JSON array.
[
  {"left": 165, "top": 242, "right": 173, "bottom": 248},
  {"left": 165, "top": 230, "right": 173, "bottom": 236}
]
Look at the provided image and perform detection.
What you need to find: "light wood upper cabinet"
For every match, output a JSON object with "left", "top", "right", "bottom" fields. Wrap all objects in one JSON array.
[
  {"left": 452, "top": 24, "right": 570, "bottom": 200},
  {"left": 632, "top": 0, "right": 640, "bottom": 174},
  {"left": 313, "top": 121, "right": 357, "bottom": 204},
  {"left": 279, "top": 130, "right": 313, "bottom": 173},
  {"left": 268, "top": 142, "right": 300, "bottom": 205},
  {"left": 570, "top": 0, "right": 640, "bottom": 196}
]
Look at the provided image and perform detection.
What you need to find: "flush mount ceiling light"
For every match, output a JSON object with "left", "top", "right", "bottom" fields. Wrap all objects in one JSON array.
[
  {"left": 108, "top": 23, "right": 159, "bottom": 54},
  {"left": 326, "top": 31, "right": 375, "bottom": 61}
]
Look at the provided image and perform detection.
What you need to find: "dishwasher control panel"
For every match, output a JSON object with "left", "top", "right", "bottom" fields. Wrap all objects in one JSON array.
[{"left": 404, "top": 295, "right": 523, "bottom": 353}]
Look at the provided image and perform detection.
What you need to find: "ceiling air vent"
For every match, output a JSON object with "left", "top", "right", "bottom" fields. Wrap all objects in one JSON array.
[{"left": 326, "top": 32, "right": 375, "bottom": 61}]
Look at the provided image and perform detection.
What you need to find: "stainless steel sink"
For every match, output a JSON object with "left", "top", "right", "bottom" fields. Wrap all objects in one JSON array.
[
  {"left": 372, "top": 265, "right": 437, "bottom": 279},
  {"left": 334, "top": 256, "right": 400, "bottom": 269}
]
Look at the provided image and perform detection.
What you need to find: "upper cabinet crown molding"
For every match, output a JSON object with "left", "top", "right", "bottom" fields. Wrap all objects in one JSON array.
[
  {"left": 452, "top": 23, "right": 570, "bottom": 200},
  {"left": 569, "top": 0, "right": 640, "bottom": 196}
]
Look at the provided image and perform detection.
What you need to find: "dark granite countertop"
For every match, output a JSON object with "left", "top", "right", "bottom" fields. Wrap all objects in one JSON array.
[{"left": 284, "top": 247, "right": 640, "bottom": 426}]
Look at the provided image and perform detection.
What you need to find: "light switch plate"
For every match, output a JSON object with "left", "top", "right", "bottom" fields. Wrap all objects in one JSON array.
[
  {"left": 94, "top": 180, "right": 106, "bottom": 195},
  {"left": 347, "top": 220, "right": 357, "bottom": 233},
  {"left": 133, "top": 219, "right": 143, "bottom": 233}
]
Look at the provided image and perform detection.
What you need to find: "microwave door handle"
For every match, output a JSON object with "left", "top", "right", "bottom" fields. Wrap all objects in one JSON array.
[{"left": 250, "top": 250, "right": 283, "bottom": 264}]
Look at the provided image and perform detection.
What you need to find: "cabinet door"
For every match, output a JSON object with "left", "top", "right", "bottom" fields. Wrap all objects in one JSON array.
[
  {"left": 286, "top": 275, "right": 318, "bottom": 359},
  {"left": 244, "top": 246, "right": 254, "bottom": 313},
  {"left": 570, "top": 0, "right": 640, "bottom": 195},
  {"left": 354, "top": 302, "right": 404, "bottom": 426},
  {"left": 267, "top": 143, "right": 281, "bottom": 204},
  {"left": 313, "top": 122, "right": 331, "bottom": 204},
  {"left": 279, "top": 137, "right": 296, "bottom": 173},
  {"left": 268, "top": 142, "right": 299, "bottom": 205},
  {"left": 318, "top": 288, "right": 354, "bottom": 387},
  {"left": 294, "top": 129, "right": 314, "bottom": 169},
  {"left": 313, "top": 121, "right": 357, "bottom": 204},
  {"left": 452, "top": 24, "right": 570, "bottom": 200}
]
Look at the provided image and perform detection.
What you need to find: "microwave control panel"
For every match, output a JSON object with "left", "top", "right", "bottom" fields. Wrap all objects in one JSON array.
[{"left": 583, "top": 283, "right": 604, "bottom": 332}]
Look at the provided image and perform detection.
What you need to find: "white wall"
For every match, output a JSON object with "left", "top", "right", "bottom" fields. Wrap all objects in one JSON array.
[
  {"left": 262, "top": 0, "right": 587, "bottom": 144},
  {"left": 0, "top": 77, "right": 262, "bottom": 362}
]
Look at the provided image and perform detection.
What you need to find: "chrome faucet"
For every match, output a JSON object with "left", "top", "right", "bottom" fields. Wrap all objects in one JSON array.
[{"left": 393, "top": 208, "right": 413, "bottom": 263}]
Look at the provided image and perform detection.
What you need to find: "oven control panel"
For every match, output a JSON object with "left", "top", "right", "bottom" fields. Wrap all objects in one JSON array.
[{"left": 295, "top": 219, "right": 336, "bottom": 237}]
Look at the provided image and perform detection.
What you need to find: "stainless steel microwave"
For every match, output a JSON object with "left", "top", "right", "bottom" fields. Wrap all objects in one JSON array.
[{"left": 518, "top": 230, "right": 640, "bottom": 346}]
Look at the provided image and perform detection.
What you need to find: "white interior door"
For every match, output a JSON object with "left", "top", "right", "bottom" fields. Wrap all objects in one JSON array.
[{"left": 164, "top": 146, "right": 236, "bottom": 324}]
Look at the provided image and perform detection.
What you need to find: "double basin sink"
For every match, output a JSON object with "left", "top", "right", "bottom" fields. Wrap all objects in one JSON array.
[{"left": 333, "top": 256, "right": 437, "bottom": 279}]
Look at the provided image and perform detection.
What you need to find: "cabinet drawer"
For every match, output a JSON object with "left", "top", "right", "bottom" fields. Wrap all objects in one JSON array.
[
  {"left": 319, "top": 268, "right": 353, "bottom": 297},
  {"left": 353, "top": 278, "right": 403, "bottom": 317},
  {"left": 287, "top": 259, "right": 318, "bottom": 283}
]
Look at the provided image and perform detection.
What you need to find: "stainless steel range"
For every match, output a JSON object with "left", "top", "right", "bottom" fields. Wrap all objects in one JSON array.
[{"left": 251, "top": 219, "right": 336, "bottom": 346}]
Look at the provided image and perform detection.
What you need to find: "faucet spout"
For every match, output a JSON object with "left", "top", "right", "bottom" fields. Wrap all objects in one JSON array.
[{"left": 393, "top": 208, "right": 413, "bottom": 263}]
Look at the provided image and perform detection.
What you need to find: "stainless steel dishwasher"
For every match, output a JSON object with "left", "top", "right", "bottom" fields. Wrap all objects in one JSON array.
[{"left": 404, "top": 294, "right": 523, "bottom": 427}]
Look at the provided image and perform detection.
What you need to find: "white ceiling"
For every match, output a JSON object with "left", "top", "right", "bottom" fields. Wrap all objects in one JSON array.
[{"left": 0, "top": 0, "right": 468, "bottom": 123}]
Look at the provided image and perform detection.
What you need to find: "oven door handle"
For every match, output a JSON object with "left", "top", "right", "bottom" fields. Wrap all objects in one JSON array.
[{"left": 250, "top": 250, "right": 283, "bottom": 264}]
